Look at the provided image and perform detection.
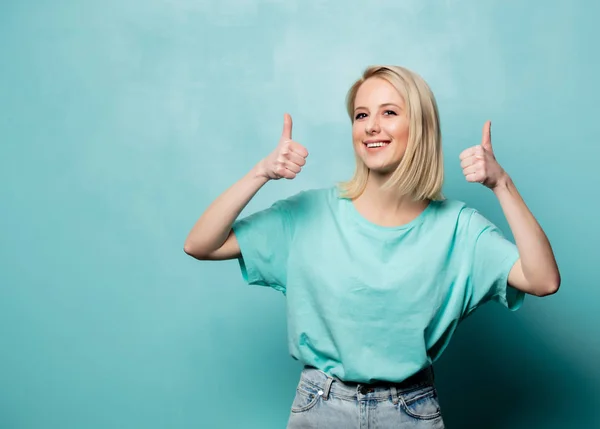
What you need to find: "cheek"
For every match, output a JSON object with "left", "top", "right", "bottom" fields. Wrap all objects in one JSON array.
[
  {"left": 385, "top": 118, "right": 409, "bottom": 138},
  {"left": 352, "top": 125, "right": 363, "bottom": 143}
]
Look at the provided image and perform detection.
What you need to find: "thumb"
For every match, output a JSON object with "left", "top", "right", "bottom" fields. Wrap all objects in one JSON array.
[
  {"left": 281, "top": 113, "right": 293, "bottom": 141},
  {"left": 481, "top": 120, "right": 493, "bottom": 151}
]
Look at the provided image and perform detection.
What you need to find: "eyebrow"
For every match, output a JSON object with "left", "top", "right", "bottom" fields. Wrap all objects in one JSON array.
[{"left": 353, "top": 103, "right": 402, "bottom": 112}]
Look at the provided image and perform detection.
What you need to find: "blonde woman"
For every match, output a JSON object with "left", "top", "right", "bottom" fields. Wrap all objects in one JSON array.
[{"left": 184, "top": 65, "right": 560, "bottom": 428}]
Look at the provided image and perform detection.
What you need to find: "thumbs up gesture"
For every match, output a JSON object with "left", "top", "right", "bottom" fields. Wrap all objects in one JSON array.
[
  {"left": 257, "top": 113, "right": 309, "bottom": 180},
  {"left": 459, "top": 121, "right": 507, "bottom": 190}
]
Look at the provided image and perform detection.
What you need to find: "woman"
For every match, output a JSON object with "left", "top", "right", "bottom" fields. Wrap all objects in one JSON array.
[{"left": 184, "top": 65, "right": 560, "bottom": 428}]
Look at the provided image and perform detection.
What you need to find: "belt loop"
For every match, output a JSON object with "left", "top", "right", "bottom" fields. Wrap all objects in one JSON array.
[
  {"left": 322, "top": 376, "right": 334, "bottom": 401},
  {"left": 390, "top": 386, "right": 399, "bottom": 405}
]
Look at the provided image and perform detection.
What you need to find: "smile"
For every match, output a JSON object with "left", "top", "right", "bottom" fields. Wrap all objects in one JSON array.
[{"left": 364, "top": 141, "right": 390, "bottom": 149}]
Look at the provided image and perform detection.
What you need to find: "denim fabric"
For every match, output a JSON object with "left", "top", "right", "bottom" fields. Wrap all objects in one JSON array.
[{"left": 286, "top": 367, "right": 445, "bottom": 429}]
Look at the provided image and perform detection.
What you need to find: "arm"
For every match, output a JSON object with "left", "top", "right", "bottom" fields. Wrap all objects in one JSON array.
[
  {"left": 183, "top": 167, "right": 269, "bottom": 260},
  {"left": 493, "top": 175, "right": 560, "bottom": 296},
  {"left": 183, "top": 113, "right": 308, "bottom": 260},
  {"left": 460, "top": 121, "right": 560, "bottom": 296}
]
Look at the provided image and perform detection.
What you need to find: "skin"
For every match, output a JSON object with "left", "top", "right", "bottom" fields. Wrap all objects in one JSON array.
[
  {"left": 352, "top": 77, "right": 410, "bottom": 176},
  {"left": 185, "top": 77, "right": 560, "bottom": 297},
  {"left": 460, "top": 122, "right": 560, "bottom": 296},
  {"left": 183, "top": 113, "right": 307, "bottom": 260},
  {"left": 350, "top": 77, "right": 560, "bottom": 296},
  {"left": 351, "top": 77, "right": 430, "bottom": 227}
]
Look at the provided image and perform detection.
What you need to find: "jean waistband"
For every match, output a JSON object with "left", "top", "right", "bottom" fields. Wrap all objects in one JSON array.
[{"left": 299, "top": 365, "right": 435, "bottom": 401}]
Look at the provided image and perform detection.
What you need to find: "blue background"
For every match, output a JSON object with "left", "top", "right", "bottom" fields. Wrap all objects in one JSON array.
[{"left": 1, "top": 0, "right": 599, "bottom": 428}]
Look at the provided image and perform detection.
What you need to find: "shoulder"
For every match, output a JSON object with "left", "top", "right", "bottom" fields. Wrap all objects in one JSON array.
[
  {"left": 279, "top": 185, "right": 337, "bottom": 207},
  {"left": 429, "top": 198, "right": 494, "bottom": 234},
  {"left": 273, "top": 185, "right": 337, "bottom": 216},
  {"left": 428, "top": 198, "right": 470, "bottom": 220}
]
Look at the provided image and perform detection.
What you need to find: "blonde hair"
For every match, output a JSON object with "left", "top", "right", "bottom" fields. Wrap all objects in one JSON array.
[{"left": 338, "top": 65, "right": 444, "bottom": 201}]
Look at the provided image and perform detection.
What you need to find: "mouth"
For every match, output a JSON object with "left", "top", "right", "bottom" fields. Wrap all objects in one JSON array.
[{"left": 363, "top": 140, "right": 391, "bottom": 151}]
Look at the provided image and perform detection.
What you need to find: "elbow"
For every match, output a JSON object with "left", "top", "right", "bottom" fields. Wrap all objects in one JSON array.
[
  {"left": 183, "top": 241, "right": 208, "bottom": 260},
  {"left": 536, "top": 274, "right": 561, "bottom": 297}
]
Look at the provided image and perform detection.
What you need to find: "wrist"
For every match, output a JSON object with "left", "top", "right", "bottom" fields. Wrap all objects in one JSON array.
[
  {"left": 492, "top": 172, "right": 512, "bottom": 195},
  {"left": 251, "top": 160, "right": 271, "bottom": 182}
]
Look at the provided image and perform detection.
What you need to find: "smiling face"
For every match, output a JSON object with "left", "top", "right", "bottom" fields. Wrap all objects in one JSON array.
[{"left": 352, "top": 77, "right": 410, "bottom": 175}]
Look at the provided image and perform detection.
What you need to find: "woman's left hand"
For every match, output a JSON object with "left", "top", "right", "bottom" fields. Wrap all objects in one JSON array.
[{"left": 459, "top": 121, "right": 508, "bottom": 190}]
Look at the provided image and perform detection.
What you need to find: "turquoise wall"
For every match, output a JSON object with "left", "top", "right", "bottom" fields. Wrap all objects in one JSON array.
[{"left": 1, "top": 1, "right": 598, "bottom": 428}]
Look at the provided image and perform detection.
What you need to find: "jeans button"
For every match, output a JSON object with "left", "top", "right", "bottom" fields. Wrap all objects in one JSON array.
[{"left": 359, "top": 385, "right": 370, "bottom": 395}]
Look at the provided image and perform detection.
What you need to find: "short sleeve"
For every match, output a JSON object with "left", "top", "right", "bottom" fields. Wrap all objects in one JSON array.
[
  {"left": 231, "top": 199, "right": 294, "bottom": 294},
  {"left": 464, "top": 210, "right": 524, "bottom": 315}
]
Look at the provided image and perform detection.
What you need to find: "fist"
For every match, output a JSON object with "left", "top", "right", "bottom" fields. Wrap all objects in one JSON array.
[
  {"left": 258, "top": 113, "right": 309, "bottom": 180},
  {"left": 459, "top": 121, "right": 507, "bottom": 190}
]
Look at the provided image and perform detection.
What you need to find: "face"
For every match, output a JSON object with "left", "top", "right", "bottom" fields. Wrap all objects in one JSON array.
[{"left": 352, "top": 77, "right": 410, "bottom": 175}]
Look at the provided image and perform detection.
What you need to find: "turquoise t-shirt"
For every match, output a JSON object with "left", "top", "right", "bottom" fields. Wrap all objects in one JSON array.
[{"left": 232, "top": 186, "right": 523, "bottom": 383}]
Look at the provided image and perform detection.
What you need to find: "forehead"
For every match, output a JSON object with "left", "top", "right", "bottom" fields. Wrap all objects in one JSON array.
[{"left": 354, "top": 77, "right": 405, "bottom": 106}]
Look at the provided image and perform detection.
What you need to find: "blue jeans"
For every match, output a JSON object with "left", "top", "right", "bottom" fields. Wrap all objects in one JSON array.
[{"left": 286, "top": 366, "right": 445, "bottom": 428}]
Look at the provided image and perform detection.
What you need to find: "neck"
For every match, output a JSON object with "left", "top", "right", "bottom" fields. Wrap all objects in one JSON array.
[{"left": 352, "top": 171, "right": 430, "bottom": 227}]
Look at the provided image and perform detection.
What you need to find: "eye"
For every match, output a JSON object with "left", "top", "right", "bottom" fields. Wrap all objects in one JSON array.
[
  {"left": 384, "top": 110, "right": 397, "bottom": 116},
  {"left": 355, "top": 112, "right": 367, "bottom": 120}
]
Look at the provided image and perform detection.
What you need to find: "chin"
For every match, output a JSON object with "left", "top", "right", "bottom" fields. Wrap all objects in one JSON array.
[
  {"left": 362, "top": 156, "right": 401, "bottom": 173},
  {"left": 365, "top": 163, "right": 399, "bottom": 176}
]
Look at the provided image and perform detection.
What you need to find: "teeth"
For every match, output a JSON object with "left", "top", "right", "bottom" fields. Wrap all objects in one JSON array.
[{"left": 366, "top": 142, "right": 389, "bottom": 148}]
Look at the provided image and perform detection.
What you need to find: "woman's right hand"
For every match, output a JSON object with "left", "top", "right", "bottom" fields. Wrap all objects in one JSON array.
[{"left": 256, "top": 113, "right": 309, "bottom": 180}]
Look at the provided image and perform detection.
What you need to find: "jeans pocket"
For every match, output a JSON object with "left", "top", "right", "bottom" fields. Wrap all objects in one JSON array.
[
  {"left": 290, "top": 382, "right": 322, "bottom": 413},
  {"left": 399, "top": 387, "right": 442, "bottom": 420}
]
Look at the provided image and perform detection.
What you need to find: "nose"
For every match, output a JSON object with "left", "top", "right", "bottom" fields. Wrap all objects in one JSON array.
[{"left": 365, "top": 115, "right": 380, "bottom": 135}]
